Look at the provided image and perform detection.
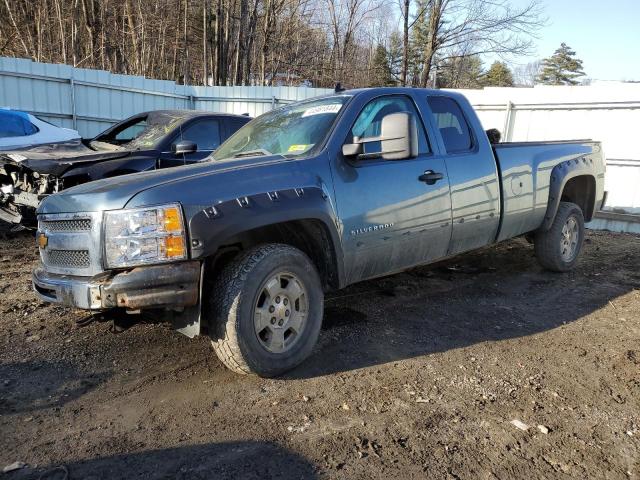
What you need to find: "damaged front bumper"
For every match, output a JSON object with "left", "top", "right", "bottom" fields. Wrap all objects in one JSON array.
[{"left": 32, "top": 261, "right": 200, "bottom": 310}]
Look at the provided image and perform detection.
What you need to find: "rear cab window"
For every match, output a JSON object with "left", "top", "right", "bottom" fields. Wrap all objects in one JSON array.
[{"left": 427, "top": 96, "right": 474, "bottom": 154}]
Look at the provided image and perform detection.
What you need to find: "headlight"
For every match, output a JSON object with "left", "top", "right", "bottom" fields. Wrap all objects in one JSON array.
[{"left": 104, "top": 203, "right": 187, "bottom": 268}]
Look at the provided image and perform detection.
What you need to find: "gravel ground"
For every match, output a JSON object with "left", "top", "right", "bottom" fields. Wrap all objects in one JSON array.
[{"left": 0, "top": 230, "right": 638, "bottom": 479}]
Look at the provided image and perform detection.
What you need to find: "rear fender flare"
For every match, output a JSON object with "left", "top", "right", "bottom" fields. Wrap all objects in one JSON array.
[{"left": 541, "top": 157, "right": 595, "bottom": 231}]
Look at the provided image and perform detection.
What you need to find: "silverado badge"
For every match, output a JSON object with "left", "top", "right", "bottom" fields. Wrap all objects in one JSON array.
[{"left": 350, "top": 223, "right": 394, "bottom": 236}]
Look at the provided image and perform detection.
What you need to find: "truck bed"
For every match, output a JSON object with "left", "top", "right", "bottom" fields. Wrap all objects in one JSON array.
[{"left": 492, "top": 140, "right": 605, "bottom": 242}]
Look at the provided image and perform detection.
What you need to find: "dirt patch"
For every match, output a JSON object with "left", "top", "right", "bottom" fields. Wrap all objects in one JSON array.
[{"left": 0, "top": 231, "right": 639, "bottom": 479}]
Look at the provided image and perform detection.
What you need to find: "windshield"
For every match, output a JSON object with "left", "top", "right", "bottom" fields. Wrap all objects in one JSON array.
[
  {"left": 92, "top": 112, "right": 190, "bottom": 150},
  {"left": 126, "top": 112, "right": 190, "bottom": 149},
  {"left": 213, "top": 96, "right": 350, "bottom": 160}
]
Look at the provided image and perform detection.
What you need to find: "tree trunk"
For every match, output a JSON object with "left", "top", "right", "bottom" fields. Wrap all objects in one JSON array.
[
  {"left": 183, "top": 0, "right": 189, "bottom": 84},
  {"left": 236, "top": 0, "right": 247, "bottom": 85},
  {"left": 401, "top": 0, "right": 409, "bottom": 86},
  {"left": 203, "top": 0, "right": 208, "bottom": 85},
  {"left": 124, "top": 0, "right": 139, "bottom": 72},
  {"left": 419, "top": 0, "right": 441, "bottom": 87},
  {"left": 260, "top": 0, "right": 272, "bottom": 85},
  {"left": 171, "top": 0, "right": 181, "bottom": 80},
  {"left": 243, "top": 0, "right": 259, "bottom": 85}
]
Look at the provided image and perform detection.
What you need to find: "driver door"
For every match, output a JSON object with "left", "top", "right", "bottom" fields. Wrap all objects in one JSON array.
[{"left": 332, "top": 94, "right": 453, "bottom": 284}]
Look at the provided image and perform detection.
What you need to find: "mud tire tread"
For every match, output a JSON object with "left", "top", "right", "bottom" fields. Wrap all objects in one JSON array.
[
  {"left": 209, "top": 243, "right": 322, "bottom": 376},
  {"left": 534, "top": 201, "right": 585, "bottom": 272}
]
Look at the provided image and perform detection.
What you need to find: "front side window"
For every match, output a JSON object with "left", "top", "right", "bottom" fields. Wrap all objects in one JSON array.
[
  {"left": 213, "top": 96, "right": 350, "bottom": 160},
  {"left": 350, "top": 95, "right": 430, "bottom": 155},
  {"left": 427, "top": 96, "right": 474, "bottom": 153},
  {"left": 178, "top": 120, "right": 220, "bottom": 151}
]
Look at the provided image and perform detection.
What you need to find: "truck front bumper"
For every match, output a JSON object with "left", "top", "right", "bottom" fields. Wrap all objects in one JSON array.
[{"left": 33, "top": 261, "right": 201, "bottom": 310}]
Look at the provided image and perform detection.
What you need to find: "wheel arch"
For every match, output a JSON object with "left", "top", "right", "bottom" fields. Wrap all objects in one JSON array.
[
  {"left": 541, "top": 158, "right": 596, "bottom": 231},
  {"left": 188, "top": 187, "right": 345, "bottom": 292},
  {"left": 205, "top": 219, "right": 343, "bottom": 292}
]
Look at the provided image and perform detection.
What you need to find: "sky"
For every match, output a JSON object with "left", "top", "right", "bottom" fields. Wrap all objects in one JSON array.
[{"left": 510, "top": 0, "right": 640, "bottom": 81}]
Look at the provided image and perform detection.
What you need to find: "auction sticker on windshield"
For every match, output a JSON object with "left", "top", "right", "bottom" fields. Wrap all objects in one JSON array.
[
  {"left": 287, "top": 144, "right": 312, "bottom": 153},
  {"left": 301, "top": 104, "right": 343, "bottom": 117}
]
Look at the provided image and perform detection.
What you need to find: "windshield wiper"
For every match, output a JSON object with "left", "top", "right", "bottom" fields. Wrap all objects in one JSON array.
[{"left": 232, "top": 149, "right": 272, "bottom": 158}]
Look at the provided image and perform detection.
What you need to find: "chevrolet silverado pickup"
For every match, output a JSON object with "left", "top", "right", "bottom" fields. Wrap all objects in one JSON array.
[{"left": 32, "top": 88, "right": 605, "bottom": 377}]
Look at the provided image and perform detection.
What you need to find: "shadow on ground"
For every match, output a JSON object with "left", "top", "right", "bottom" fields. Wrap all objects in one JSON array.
[
  {"left": 0, "top": 360, "right": 111, "bottom": 415},
  {"left": 9, "top": 441, "right": 317, "bottom": 480},
  {"left": 285, "top": 237, "right": 640, "bottom": 379}
]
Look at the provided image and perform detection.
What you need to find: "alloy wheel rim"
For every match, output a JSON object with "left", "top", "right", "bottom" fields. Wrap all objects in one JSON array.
[
  {"left": 253, "top": 272, "right": 308, "bottom": 353},
  {"left": 560, "top": 216, "right": 579, "bottom": 262}
]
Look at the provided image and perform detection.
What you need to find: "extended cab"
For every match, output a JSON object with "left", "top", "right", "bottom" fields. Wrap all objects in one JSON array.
[{"left": 32, "top": 88, "right": 605, "bottom": 376}]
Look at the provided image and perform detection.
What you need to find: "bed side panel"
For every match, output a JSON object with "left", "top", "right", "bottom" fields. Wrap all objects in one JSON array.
[{"left": 494, "top": 141, "right": 599, "bottom": 241}]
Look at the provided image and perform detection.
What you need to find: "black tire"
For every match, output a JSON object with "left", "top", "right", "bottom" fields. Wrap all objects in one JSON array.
[
  {"left": 534, "top": 201, "right": 585, "bottom": 272},
  {"left": 208, "top": 243, "right": 324, "bottom": 377}
]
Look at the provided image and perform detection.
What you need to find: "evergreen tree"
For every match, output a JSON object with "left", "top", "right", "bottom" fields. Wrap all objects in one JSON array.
[
  {"left": 483, "top": 61, "right": 514, "bottom": 87},
  {"left": 438, "top": 56, "right": 484, "bottom": 89},
  {"left": 370, "top": 45, "right": 396, "bottom": 86},
  {"left": 409, "top": 0, "right": 442, "bottom": 86},
  {"left": 536, "top": 43, "right": 586, "bottom": 85},
  {"left": 387, "top": 33, "right": 404, "bottom": 82},
  {"left": 408, "top": 0, "right": 431, "bottom": 84}
]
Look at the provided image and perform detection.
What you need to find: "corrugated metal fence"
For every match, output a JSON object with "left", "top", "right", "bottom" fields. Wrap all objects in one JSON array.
[
  {"left": 450, "top": 85, "right": 640, "bottom": 220},
  {"left": 1, "top": 57, "right": 639, "bottom": 227},
  {"left": 0, "top": 57, "right": 333, "bottom": 137}
]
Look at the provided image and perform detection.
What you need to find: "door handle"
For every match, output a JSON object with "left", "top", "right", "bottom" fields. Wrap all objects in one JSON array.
[{"left": 418, "top": 170, "right": 444, "bottom": 185}]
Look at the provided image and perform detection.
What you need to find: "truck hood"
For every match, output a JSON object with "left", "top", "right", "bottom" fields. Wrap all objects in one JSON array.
[
  {"left": 0, "top": 140, "right": 139, "bottom": 176},
  {"left": 38, "top": 154, "right": 288, "bottom": 214}
]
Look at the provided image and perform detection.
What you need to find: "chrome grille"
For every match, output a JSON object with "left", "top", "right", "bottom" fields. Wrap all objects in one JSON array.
[
  {"left": 43, "top": 249, "right": 90, "bottom": 268},
  {"left": 40, "top": 218, "right": 92, "bottom": 232},
  {"left": 38, "top": 212, "right": 103, "bottom": 276}
]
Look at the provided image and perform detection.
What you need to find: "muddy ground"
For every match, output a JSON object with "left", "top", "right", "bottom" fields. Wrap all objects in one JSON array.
[{"left": 0, "top": 230, "right": 638, "bottom": 479}]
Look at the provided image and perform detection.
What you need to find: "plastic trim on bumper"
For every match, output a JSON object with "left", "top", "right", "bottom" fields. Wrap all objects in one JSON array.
[{"left": 32, "top": 261, "right": 200, "bottom": 311}]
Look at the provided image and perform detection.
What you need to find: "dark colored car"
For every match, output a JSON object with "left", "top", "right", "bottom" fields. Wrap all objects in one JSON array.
[{"left": 0, "top": 110, "right": 251, "bottom": 226}]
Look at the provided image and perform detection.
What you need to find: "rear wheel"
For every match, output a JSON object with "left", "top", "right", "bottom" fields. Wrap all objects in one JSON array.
[
  {"left": 534, "top": 201, "right": 585, "bottom": 272},
  {"left": 208, "top": 244, "right": 323, "bottom": 377}
]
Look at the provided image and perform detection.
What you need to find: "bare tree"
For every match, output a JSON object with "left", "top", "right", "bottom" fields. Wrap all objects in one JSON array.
[
  {"left": 513, "top": 59, "right": 540, "bottom": 86},
  {"left": 0, "top": 0, "right": 544, "bottom": 89},
  {"left": 323, "top": 0, "right": 385, "bottom": 83},
  {"left": 410, "top": 0, "right": 545, "bottom": 87}
]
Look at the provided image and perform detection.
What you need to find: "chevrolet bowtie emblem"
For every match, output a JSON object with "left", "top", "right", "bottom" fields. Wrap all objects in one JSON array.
[{"left": 38, "top": 232, "right": 48, "bottom": 249}]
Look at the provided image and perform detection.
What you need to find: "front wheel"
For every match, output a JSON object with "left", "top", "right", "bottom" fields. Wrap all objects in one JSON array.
[
  {"left": 534, "top": 201, "right": 585, "bottom": 272},
  {"left": 208, "top": 244, "right": 324, "bottom": 377}
]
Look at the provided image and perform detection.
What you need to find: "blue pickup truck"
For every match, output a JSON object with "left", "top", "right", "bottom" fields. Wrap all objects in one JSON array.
[{"left": 32, "top": 88, "right": 605, "bottom": 376}]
